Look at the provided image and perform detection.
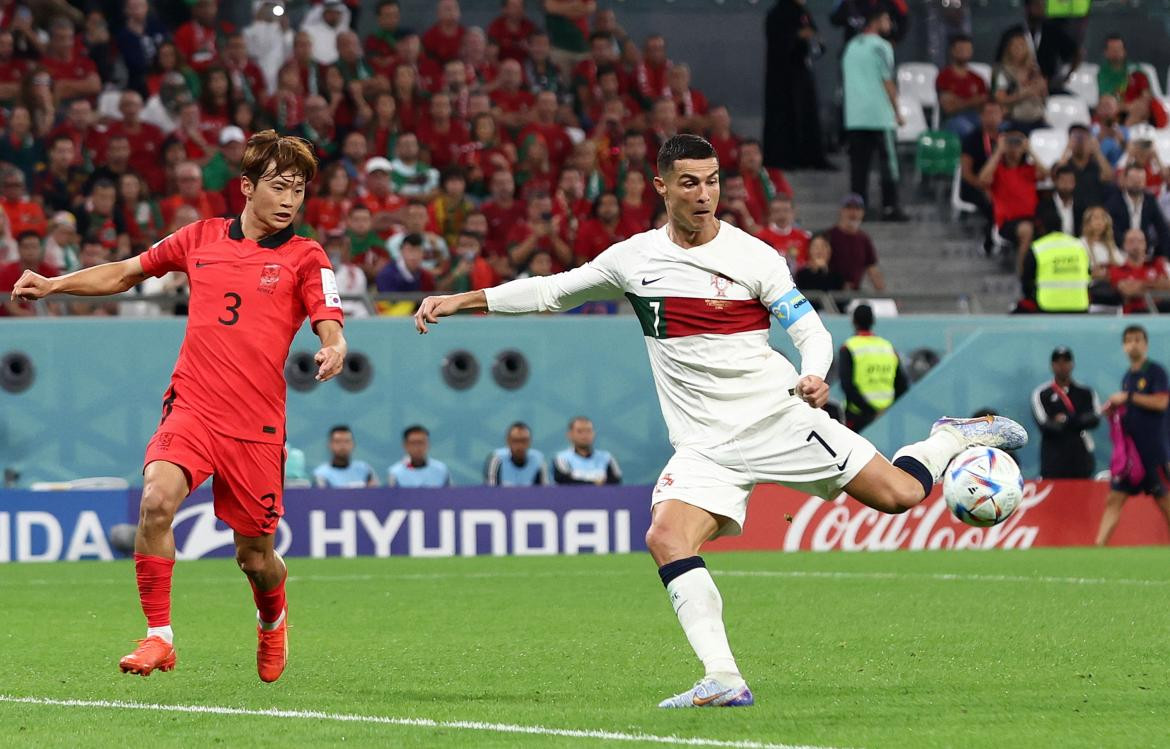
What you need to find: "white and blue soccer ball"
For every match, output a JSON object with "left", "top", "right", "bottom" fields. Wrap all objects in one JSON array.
[{"left": 942, "top": 447, "right": 1024, "bottom": 527}]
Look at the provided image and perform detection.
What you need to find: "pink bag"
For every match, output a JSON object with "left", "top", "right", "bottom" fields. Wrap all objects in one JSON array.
[{"left": 1110, "top": 408, "right": 1146, "bottom": 484}]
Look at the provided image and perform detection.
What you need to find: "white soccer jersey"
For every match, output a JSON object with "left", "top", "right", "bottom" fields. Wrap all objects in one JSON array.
[{"left": 484, "top": 222, "right": 833, "bottom": 449}]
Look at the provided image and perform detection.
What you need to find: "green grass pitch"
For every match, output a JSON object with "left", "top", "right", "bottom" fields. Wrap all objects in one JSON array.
[{"left": 1, "top": 548, "right": 1168, "bottom": 748}]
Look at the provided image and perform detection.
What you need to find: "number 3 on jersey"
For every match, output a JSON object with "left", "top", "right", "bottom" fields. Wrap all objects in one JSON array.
[{"left": 219, "top": 292, "right": 242, "bottom": 326}]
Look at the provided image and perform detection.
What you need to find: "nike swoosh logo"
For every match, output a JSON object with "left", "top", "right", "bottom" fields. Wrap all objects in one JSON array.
[
  {"left": 836, "top": 453, "right": 851, "bottom": 471},
  {"left": 641, "top": 277, "right": 664, "bottom": 286},
  {"left": 692, "top": 689, "right": 731, "bottom": 706},
  {"left": 195, "top": 261, "right": 212, "bottom": 268}
]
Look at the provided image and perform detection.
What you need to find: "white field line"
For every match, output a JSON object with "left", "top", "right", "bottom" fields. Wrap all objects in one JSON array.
[
  {"left": 2, "top": 569, "right": 1168, "bottom": 588},
  {"left": 0, "top": 695, "right": 843, "bottom": 749}
]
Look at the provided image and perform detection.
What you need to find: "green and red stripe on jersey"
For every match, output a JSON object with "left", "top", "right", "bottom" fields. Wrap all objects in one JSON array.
[{"left": 626, "top": 293, "right": 770, "bottom": 339}]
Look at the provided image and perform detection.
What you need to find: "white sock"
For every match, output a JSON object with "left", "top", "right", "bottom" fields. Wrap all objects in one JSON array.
[
  {"left": 893, "top": 428, "right": 964, "bottom": 482},
  {"left": 147, "top": 625, "right": 173, "bottom": 644},
  {"left": 258, "top": 609, "right": 286, "bottom": 631},
  {"left": 666, "top": 568, "right": 741, "bottom": 681}
]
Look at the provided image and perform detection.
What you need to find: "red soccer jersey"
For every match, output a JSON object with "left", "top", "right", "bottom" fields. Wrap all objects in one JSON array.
[
  {"left": 139, "top": 218, "right": 344, "bottom": 444},
  {"left": 756, "top": 225, "right": 811, "bottom": 267},
  {"left": 519, "top": 123, "right": 572, "bottom": 171},
  {"left": 991, "top": 162, "right": 1038, "bottom": 226},
  {"left": 935, "top": 66, "right": 988, "bottom": 103},
  {"left": 39, "top": 53, "right": 97, "bottom": 90},
  {"left": 421, "top": 24, "right": 466, "bottom": 65},
  {"left": 415, "top": 118, "right": 471, "bottom": 170},
  {"left": 1110, "top": 259, "right": 1170, "bottom": 313},
  {"left": 487, "top": 16, "right": 536, "bottom": 62},
  {"left": 574, "top": 218, "right": 626, "bottom": 263}
]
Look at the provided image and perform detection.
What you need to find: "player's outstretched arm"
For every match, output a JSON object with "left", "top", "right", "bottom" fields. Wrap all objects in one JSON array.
[
  {"left": 415, "top": 290, "right": 488, "bottom": 334},
  {"left": 313, "top": 320, "right": 347, "bottom": 382},
  {"left": 11, "top": 256, "right": 149, "bottom": 301}
]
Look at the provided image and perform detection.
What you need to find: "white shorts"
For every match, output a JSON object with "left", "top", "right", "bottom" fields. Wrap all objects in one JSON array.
[{"left": 651, "top": 400, "right": 878, "bottom": 538}]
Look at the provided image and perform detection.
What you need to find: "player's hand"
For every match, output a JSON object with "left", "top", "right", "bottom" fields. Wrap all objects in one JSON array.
[
  {"left": 11, "top": 270, "right": 53, "bottom": 301},
  {"left": 796, "top": 375, "right": 829, "bottom": 409},
  {"left": 414, "top": 294, "right": 463, "bottom": 334},
  {"left": 314, "top": 344, "right": 345, "bottom": 382}
]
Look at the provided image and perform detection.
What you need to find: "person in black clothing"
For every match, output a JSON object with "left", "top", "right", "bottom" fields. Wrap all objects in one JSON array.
[
  {"left": 829, "top": 0, "right": 909, "bottom": 47},
  {"left": 1020, "top": 0, "right": 1081, "bottom": 93},
  {"left": 1031, "top": 346, "right": 1100, "bottom": 479},
  {"left": 763, "top": 0, "right": 831, "bottom": 170},
  {"left": 959, "top": 100, "right": 1005, "bottom": 247},
  {"left": 793, "top": 233, "right": 845, "bottom": 311}
]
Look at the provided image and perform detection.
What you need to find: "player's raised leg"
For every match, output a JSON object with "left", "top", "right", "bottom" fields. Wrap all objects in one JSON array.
[
  {"left": 119, "top": 460, "right": 187, "bottom": 676},
  {"left": 645, "top": 500, "right": 754, "bottom": 709},
  {"left": 236, "top": 531, "right": 289, "bottom": 682}
]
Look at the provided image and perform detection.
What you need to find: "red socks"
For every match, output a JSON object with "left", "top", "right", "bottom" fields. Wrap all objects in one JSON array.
[
  {"left": 134, "top": 553, "right": 175, "bottom": 628},
  {"left": 250, "top": 570, "right": 287, "bottom": 625}
]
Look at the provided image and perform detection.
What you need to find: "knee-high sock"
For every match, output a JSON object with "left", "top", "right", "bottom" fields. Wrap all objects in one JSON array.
[
  {"left": 893, "top": 427, "right": 965, "bottom": 487},
  {"left": 250, "top": 567, "right": 287, "bottom": 629},
  {"left": 659, "top": 557, "right": 740, "bottom": 679},
  {"left": 135, "top": 553, "right": 174, "bottom": 640}
]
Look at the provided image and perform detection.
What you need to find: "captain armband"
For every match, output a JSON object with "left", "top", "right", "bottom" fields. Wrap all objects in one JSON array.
[{"left": 768, "top": 289, "right": 812, "bottom": 330}]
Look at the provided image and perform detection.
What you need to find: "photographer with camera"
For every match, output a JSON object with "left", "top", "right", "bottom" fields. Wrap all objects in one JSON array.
[{"left": 978, "top": 128, "right": 1048, "bottom": 269}]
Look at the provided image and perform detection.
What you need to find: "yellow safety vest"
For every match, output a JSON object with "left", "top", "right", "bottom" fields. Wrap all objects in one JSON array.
[
  {"left": 1046, "top": 0, "right": 1090, "bottom": 18},
  {"left": 1032, "top": 232, "right": 1090, "bottom": 312},
  {"left": 844, "top": 334, "right": 899, "bottom": 413}
]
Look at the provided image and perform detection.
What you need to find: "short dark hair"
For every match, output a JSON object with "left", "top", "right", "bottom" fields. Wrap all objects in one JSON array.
[
  {"left": 403, "top": 424, "right": 428, "bottom": 440},
  {"left": 948, "top": 33, "right": 973, "bottom": 47},
  {"left": 739, "top": 138, "right": 762, "bottom": 152},
  {"left": 458, "top": 229, "right": 482, "bottom": 243},
  {"left": 348, "top": 203, "right": 371, "bottom": 215},
  {"left": 440, "top": 165, "right": 466, "bottom": 184},
  {"left": 1123, "top": 324, "right": 1148, "bottom": 342},
  {"left": 1053, "top": 164, "right": 1077, "bottom": 180},
  {"left": 329, "top": 425, "right": 352, "bottom": 437},
  {"left": 592, "top": 191, "right": 619, "bottom": 217},
  {"left": 507, "top": 421, "right": 530, "bottom": 436},
  {"left": 241, "top": 129, "right": 318, "bottom": 186},
  {"left": 589, "top": 31, "right": 612, "bottom": 44},
  {"left": 402, "top": 232, "right": 424, "bottom": 248},
  {"left": 656, "top": 134, "right": 716, "bottom": 176},
  {"left": 1104, "top": 32, "right": 1124, "bottom": 46},
  {"left": 852, "top": 303, "right": 875, "bottom": 331},
  {"left": 721, "top": 168, "right": 743, "bottom": 181},
  {"left": 16, "top": 230, "right": 42, "bottom": 244},
  {"left": 623, "top": 129, "right": 644, "bottom": 143},
  {"left": 379, "top": 0, "right": 399, "bottom": 8},
  {"left": 567, "top": 416, "right": 592, "bottom": 430}
]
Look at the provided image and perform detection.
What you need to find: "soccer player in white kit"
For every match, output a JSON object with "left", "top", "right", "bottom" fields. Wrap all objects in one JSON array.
[{"left": 414, "top": 135, "right": 1027, "bottom": 708}]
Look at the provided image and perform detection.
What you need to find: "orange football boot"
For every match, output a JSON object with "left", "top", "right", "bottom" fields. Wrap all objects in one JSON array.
[
  {"left": 119, "top": 636, "right": 176, "bottom": 676},
  {"left": 257, "top": 610, "right": 288, "bottom": 683}
]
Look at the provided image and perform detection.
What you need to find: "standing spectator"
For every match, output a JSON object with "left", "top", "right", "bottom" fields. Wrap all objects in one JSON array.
[
  {"left": 346, "top": 204, "right": 389, "bottom": 280},
  {"left": 1109, "top": 229, "right": 1170, "bottom": 314},
  {"left": 1097, "top": 325, "right": 1170, "bottom": 546},
  {"left": 992, "top": 28, "right": 1047, "bottom": 134},
  {"left": 438, "top": 229, "right": 499, "bottom": 292},
  {"left": 421, "top": 0, "right": 466, "bottom": 66},
  {"left": 842, "top": 10, "right": 908, "bottom": 223},
  {"left": 737, "top": 140, "right": 793, "bottom": 227},
  {"left": 507, "top": 192, "right": 574, "bottom": 273},
  {"left": 706, "top": 105, "right": 742, "bottom": 173},
  {"left": 634, "top": 34, "right": 671, "bottom": 106},
  {"left": 173, "top": 0, "right": 233, "bottom": 73},
  {"left": 485, "top": 422, "right": 549, "bottom": 486},
  {"left": 0, "top": 169, "right": 47, "bottom": 238},
  {"left": 1019, "top": 230, "right": 1090, "bottom": 313},
  {"left": 979, "top": 129, "right": 1046, "bottom": 267},
  {"left": 1021, "top": 0, "right": 1080, "bottom": 94},
  {"left": 0, "top": 231, "right": 58, "bottom": 317},
  {"left": 756, "top": 196, "right": 811, "bottom": 268},
  {"left": 1036, "top": 165, "right": 1085, "bottom": 237},
  {"left": 481, "top": 169, "right": 525, "bottom": 258},
  {"left": 1097, "top": 34, "right": 1136, "bottom": 100},
  {"left": 666, "top": 63, "right": 708, "bottom": 132},
  {"left": 1056, "top": 123, "right": 1113, "bottom": 208},
  {"left": 936, "top": 34, "right": 988, "bottom": 138},
  {"left": 202, "top": 127, "right": 247, "bottom": 195},
  {"left": 543, "top": 0, "right": 594, "bottom": 73},
  {"left": 221, "top": 33, "right": 268, "bottom": 105},
  {"left": 376, "top": 234, "right": 437, "bottom": 294},
  {"left": 553, "top": 416, "right": 621, "bottom": 485},
  {"left": 1031, "top": 347, "right": 1100, "bottom": 479},
  {"left": 488, "top": 0, "right": 535, "bottom": 64},
  {"left": 387, "top": 425, "right": 452, "bottom": 488},
  {"left": 826, "top": 194, "right": 886, "bottom": 291},
  {"left": 33, "top": 136, "right": 87, "bottom": 214},
  {"left": 40, "top": 17, "right": 101, "bottom": 103},
  {"left": 388, "top": 201, "right": 450, "bottom": 275},
  {"left": 0, "top": 106, "right": 43, "bottom": 186},
  {"left": 521, "top": 91, "right": 573, "bottom": 173},
  {"left": 360, "top": 157, "right": 408, "bottom": 239},
  {"left": 313, "top": 425, "right": 378, "bottom": 488},
  {"left": 107, "top": 92, "right": 166, "bottom": 194},
  {"left": 302, "top": 0, "right": 349, "bottom": 66},
  {"left": 574, "top": 192, "right": 624, "bottom": 264},
  {"left": 524, "top": 31, "right": 567, "bottom": 99},
  {"left": 416, "top": 93, "right": 470, "bottom": 171},
  {"left": 365, "top": 0, "right": 407, "bottom": 69},
  {"left": 839, "top": 304, "right": 908, "bottom": 432},
  {"left": 159, "top": 162, "right": 227, "bottom": 225},
  {"left": 389, "top": 132, "right": 440, "bottom": 200},
  {"left": 117, "top": 0, "right": 168, "bottom": 97},
  {"left": 304, "top": 163, "right": 354, "bottom": 239},
  {"left": 763, "top": 0, "right": 830, "bottom": 170},
  {"left": 793, "top": 232, "right": 846, "bottom": 301},
  {"left": 244, "top": 1, "right": 295, "bottom": 95},
  {"left": 429, "top": 167, "right": 474, "bottom": 248},
  {"left": 1105, "top": 165, "right": 1170, "bottom": 258}
]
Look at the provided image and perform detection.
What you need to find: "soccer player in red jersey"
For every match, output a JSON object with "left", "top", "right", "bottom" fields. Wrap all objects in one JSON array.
[{"left": 11, "top": 131, "right": 346, "bottom": 683}]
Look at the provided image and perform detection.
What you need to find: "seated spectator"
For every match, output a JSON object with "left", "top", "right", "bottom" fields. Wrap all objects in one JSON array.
[
  {"left": 376, "top": 234, "right": 437, "bottom": 293},
  {"left": 296, "top": 95, "right": 342, "bottom": 163},
  {"left": 718, "top": 171, "right": 760, "bottom": 235},
  {"left": 461, "top": 112, "right": 517, "bottom": 199},
  {"left": 0, "top": 107, "right": 42, "bottom": 186},
  {"left": 345, "top": 204, "right": 390, "bottom": 281},
  {"left": 171, "top": 101, "right": 220, "bottom": 165},
  {"left": 1117, "top": 126, "right": 1167, "bottom": 194},
  {"left": 421, "top": 0, "right": 466, "bottom": 65},
  {"left": 484, "top": 422, "right": 548, "bottom": 486},
  {"left": 243, "top": 2, "right": 293, "bottom": 95},
  {"left": 304, "top": 163, "right": 354, "bottom": 238},
  {"left": 1081, "top": 205, "right": 1125, "bottom": 305},
  {"left": 507, "top": 192, "right": 574, "bottom": 273},
  {"left": 1109, "top": 228, "right": 1170, "bottom": 313},
  {"left": 937, "top": 33, "right": 988, "bottom": 138},
  {"left": 1097, "top": 34, "right": 1136, "bottom": 100},
  {"left": 553, "top": 167, "right": 593, "bottom": 231},
  {"left": 1105, "top": 164, "right": 1170, "bottom": 257},
  {"left": 49, "top": 98, "right": 103, "bottom": 169},
  {"left": 302, "top": 0, "right": 348, "bottom": 66},
  {"left": 491, "top": 58, "right": 536, "bottom": 134},
  {"left": 221, "top": 32, "right": 268, "bottom": 104},
  {"left": 438, "top": 229, "right": 499, "bottom": 292},
  {"left": 979, "top": 129, "right": 1046, "bottom": 267},
  {"left": 0, "top": 231, "right": 59, "bottom": 317},
  {"left": 489, "top": 0, "right": 536, "bottom": 63},
  {"left": 388, "top": 201, "right": 451, "bottom": 275},
  {"left": 1037, "top": 165, "right": 1085, "bottom": 237},
  {"left": 33, "top": 136, "right": 88, "bottom": 214},
  {"left": 44, "top": 211, "right": 80, "bottom": 273},
  {"left": 521, "top": 91, "right": 573, "bottom": 173},
  {"left": 365, "top": 0, "right": 407, "bottom": 69},
  {"left": 417, "top": 93, "right": 470, "bottom": 170},
  {"left": 606, "top": 130, "right": 657, "bottom": 205},
  {"left": 756, "top": 196, "right": 811, "bottom": 268},
  {"left": 574, "top": 192, "right": 625, "bottom": 264},
  {"left": 76, "top": 180, "right": 127, "bottom": 258},
  {"left": 738, "top": 139, "right": 793, "bottom": 226},
  {"left": 667, "top": 63, "right": 709, "bottom": 132},
  {"left": 429, "top": 167, "right": 474, "bottom": 248},
  {"left": 636, "top": 34, "right": 672, "bottom": 105},
  {"left": 361, "top": 157, "right": 409, "bottom": 239},
  {"left": 553, "top": 417, "right": 622, "bottom": 485},
  {"left": 644, "top": 98, "right": 681, "bottom": 159},
  {"left": 992, "top": 28, "right": 1047, "bottom": 134},
  {"left": 706, "top": 105, "right": 741, "bottom": 172},
  {"left": 960, "top": 100, "right": 1006, "bottom": 244},
  {"left": 41, "top": 17, "right": 101, "bottom": 103},
  {"left": 481, "top": 170, "right": 526, "bottom": 259},
  {"left": 1019, "top": 229, "right": 1091, "bottom": 313},
  {"left": 515, "top": 133, "right": 556, "bottom": 198},
  {"left": 0, "top": 30, "right": 26, "bottom": 108},
  {"left": 107, "top": 91, "right": 166, "bottom": 194},
  {"left": 617, "top": 170, "right": 655, "bottom": 237},
  {"left": 793, "top": 232, "right": 846, "bottom": 302},
  {"left": 574, "top": 31, "right": 620, "bottom": 119},
  {"left": 1120, "top": 68, "right": 1166, "bottom": 129},
  {"left": 88, "top": 136, "right": 134, "bottom": 195},
  {"left": 826, "top": 194, "right": 886, "bottom": 291},
  {"left": 0, "top": 169, "right": 47, "bottom": 239},
  {"left": 313, "top": 425, "right": 377, "bottom": 488},
  {"left": 1093, "top": 94, "right": 1129, "bottom": 165},
  {"left": 65, "top": 237, "right": 119, "bottom": 317},
  {"left": 1056, "top": 124, "right": 1114, "bottom": 208},
  {"left": 160, "top": 162, "right": 228, "bottom": 226},
  {"left": 388, "top": 425, "right": 452, "bottom": 488},
  {"left": 525, "top": 31, "right": 568, "bottom": 99},
  {"left": 389, "top": 132, "right": 440, "bottom": 200}
]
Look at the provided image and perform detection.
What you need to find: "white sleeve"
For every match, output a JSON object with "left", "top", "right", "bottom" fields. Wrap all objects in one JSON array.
[
  {"left": 757, "top": 253, "right": 833, "bottom": 380},
  {"left": 484, "top": 254, "right": 624, "bottom": 314}
]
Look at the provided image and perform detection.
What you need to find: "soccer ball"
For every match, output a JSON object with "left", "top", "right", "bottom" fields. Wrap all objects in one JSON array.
[{"left": 942, "top": 447, "right": 1024, "bottom": 527}]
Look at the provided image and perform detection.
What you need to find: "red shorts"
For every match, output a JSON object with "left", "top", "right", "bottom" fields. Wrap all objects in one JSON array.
[{"left": 143, "top": 406, "right": 284, "bottom": 537}]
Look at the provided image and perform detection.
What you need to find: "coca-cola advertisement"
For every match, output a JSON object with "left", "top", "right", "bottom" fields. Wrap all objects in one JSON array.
[{"left": 709, "top": 480, "right": 1170, "bottom": 552}]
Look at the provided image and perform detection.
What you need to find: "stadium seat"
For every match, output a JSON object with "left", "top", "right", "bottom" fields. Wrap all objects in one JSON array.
[
  {"left": 1065, "top": 62, "right": 1099, "bottom": 107},
  {"left": 968, "top": 62, "right": 992, "bottom": 88},
  {"left": 1028, "top": 127, "right": 1067, "bottom": 169},
  {"left": 98, "top": 90, "right": 123, "bottom": 121},
  {"left": 897, "top": 62, "right": 939, "bottom": 128},
  {"left": 916, "top": 130, "right": 960, "bottom": 177},
  {"left": 1045, "top": 95, "right": 1091, "bottom": 131},
  {"left": 950, "top": 165, "right": 977, "bottom": 221},
  {"left": 1154, "top": 128, "right": 1170, "bottom": 165},
  {"left": 896, "top": 95, "right": 928, "bottom": 143},
  {"left": 1139, "top": 62, "right": 1165, "bottom": 100}
]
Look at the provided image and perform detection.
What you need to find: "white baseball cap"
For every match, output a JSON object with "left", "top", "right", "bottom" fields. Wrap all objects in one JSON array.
[
  {"left": 365, "top": 156, "right": 394, "bottom": 174},
  {"left": 219, "top": 126, "right": 246, "bottom": 146}
]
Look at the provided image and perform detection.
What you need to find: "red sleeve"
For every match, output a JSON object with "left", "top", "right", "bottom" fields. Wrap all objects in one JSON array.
[
  {"left": 770, "top": 168, "right": 794, "bottom": 198},
  {"left": 297, "top": 242, "right": 346, "bottom": 328},
  {"left": 139, "top": 220, "right": 204, "bottom": 277}
]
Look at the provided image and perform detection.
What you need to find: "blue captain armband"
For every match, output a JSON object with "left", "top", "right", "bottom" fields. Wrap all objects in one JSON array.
[{"left": 768, "top": 289, "right": 812, "bottom": 329}]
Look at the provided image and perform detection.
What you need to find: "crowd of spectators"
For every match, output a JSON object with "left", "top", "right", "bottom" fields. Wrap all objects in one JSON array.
[{"left": 300, "top": 416, "right": 620, "bottom": 488}]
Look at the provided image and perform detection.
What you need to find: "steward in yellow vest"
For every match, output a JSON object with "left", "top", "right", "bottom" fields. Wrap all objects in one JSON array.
[
  {"left": 840, "top": 304, "right": 908, "bottom": 432},
  {"left": 1021, "top": 231, "right": 1090, "bottom": 312}
]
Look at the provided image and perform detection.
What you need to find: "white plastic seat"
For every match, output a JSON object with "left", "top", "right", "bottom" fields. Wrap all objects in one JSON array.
[
  {"left": 1028, "top": 127, "right": 1068, "bottom": 169},
  {"left": 1138, "top": 62, "right": 1165, "bottom": 100},
  {"left": 1065, "top": 62, "right": 1099, "bottom": 107},
  {"left": 951, "top": 165, "right": 977, "bottom": 221},
  {"left": 897, "top": 62, "right": 939, "bottom": 128},
  {"left": 969, "top": 62, "right": 992, "bottom": 88},
  {"left": 896, "top": 95, "right": 928, "bottom": 143},
  {"left": 97, "top": 90, "right": 123, "bottom": 121},
  {"left": 1045, "top": 95, "right": 1091, "bottom": 132}
]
